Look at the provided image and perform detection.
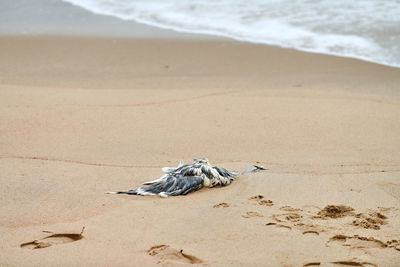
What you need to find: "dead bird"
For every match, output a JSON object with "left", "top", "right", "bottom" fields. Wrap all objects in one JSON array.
[{"left": 107, "top": 158, "right": 266, "bottom": 197}]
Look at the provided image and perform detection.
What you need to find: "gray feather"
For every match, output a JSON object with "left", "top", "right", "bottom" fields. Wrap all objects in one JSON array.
[{"left": 114, "top": 174, "right": 204, "bottom": 197}]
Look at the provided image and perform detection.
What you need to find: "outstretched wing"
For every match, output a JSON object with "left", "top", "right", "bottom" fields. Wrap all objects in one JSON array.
[
  {"left": 108, "top": 174, "right": 204, "bottom": 197},
  {"left": 142, "top": 161, "right": 199, "bottom": 185}
]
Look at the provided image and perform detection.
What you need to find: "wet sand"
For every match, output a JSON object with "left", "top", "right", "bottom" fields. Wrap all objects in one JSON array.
[{"left": 0, "top": 36, "right": 399, "bottom": 266}]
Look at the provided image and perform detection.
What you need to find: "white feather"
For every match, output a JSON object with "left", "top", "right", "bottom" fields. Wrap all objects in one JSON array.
[
  {"left": 158, "top": 192, "right": 169, "bottom": 198},
  {"left": 162, "top": 159, "right": 184, "bottom": 173}
]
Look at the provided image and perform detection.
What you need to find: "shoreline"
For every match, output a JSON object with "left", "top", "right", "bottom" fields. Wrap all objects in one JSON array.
[
  {"left": 0, "top": 0, "right": 217, "bottom": 39},
  {"left": 1, "top": 0, "right": 399, "bottom": 69}
]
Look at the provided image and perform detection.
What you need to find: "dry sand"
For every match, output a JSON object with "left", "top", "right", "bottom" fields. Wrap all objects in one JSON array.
[{"left": 0, "top": 36, "right": 400, "bottom": 266}]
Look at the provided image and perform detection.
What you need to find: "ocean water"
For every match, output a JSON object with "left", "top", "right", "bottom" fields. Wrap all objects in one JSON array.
[{"left": 62, "top": 0, "right": 400, "bottom": 68}]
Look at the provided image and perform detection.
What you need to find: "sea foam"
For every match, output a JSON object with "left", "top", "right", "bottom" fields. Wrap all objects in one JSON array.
[{"left": 62, "top": 0, "right": 400, "bottom": 68}]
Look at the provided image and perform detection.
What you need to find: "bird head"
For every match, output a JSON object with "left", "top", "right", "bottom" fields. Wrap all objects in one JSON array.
[{"left": 194, "top": 158, "right": 210, "bottom": 165}]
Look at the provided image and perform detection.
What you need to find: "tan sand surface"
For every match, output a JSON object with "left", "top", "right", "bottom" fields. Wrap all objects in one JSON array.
[{"left": 0, "top": 37, "right": 400, "bottom": 266}]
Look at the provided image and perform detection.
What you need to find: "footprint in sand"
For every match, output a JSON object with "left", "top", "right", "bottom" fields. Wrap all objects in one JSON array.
[
  {"left": 327, "top": 234, "right": 399, "bottom": 252},
  {"left": 328, "top": 235, "right": 400, "bottom": 252},
  {"left": 267, "top": 203, "right": 395, "bottom": 252},
  {"left": 267, "top": 221, "right": 320, "bottom": 234},
  {"left": 270, "top": 207, "right": 324, "bottom": 233},
  {"left": 20, "top": 227, "right": 85, "bottom": 249},
  {"left": 148, "top": 244, "right": 203, "bottom": 265},
  {"left": 315, "top": 205, "right": 391, "bottom": 232},
  {"left": 242, "top": 211, "right": 263, "bottom": 218},
  {"left": 271, "top": 204, "right": 391, "bottom": 233}
]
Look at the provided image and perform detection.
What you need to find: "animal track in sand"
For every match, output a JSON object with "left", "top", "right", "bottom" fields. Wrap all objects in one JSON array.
[
  {"left": 213, "top": 202, "right": 229, "bottom": 208},
  {"left": 249, "top": 195, "right": 264, "bottom": 201},
  {"left": 258, "top": 200, "right": 274, "bottom": 206},
  {"left": 148, "top": 245, "right": 203, "bottom": 265},
  {"left": 249, "top": 195, "right": 274, "bottom": 206},
  {"left": 20, "top": 227, "right": 85, "bottom": 249},
  {"left": 242, "top": 211, "right": 263, "bottom": 218}
]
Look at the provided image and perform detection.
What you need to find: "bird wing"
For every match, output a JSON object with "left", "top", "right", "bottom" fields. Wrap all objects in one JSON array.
[
  {"left": 142, "top": 174, "right": 167, "bottom": 185},
  {"left": 110, "top": 174, "right": 204, "bottom": 197},
  {"left": 161, "top": 159, "right": 184, "bottom": 173},
  {"left": 143, "top": 161, "right": 194, "bottom": 185},
  {"left": 213, "top": 166, "right": 237, "bottom": 180}
]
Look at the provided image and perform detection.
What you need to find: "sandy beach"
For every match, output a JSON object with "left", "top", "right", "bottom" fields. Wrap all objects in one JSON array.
[
  {"left": 0, "top": 35, "right": 399, "bottom": 266},
  {"left": 2, "top": 0, "right": 400, "bottom": 262}
]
